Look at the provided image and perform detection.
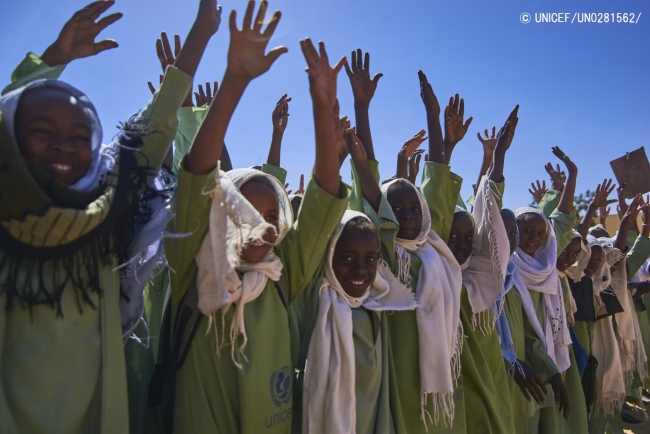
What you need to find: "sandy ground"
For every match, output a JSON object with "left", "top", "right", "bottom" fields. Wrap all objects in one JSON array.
[{"left": 623, "top": 401, "right": 650, "bottom": 434}]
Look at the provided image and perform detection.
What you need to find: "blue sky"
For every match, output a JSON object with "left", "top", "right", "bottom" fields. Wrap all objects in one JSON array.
[{"left": 2, "top": 0, "right": 649, "bottom": 209}]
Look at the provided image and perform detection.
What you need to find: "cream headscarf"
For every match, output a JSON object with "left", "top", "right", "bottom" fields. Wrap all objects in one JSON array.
[
  {"left": 303, "top": 210, "right": 417, "bottom": 434},
  {"left": 380, "top": 179, "right": 463, "bottom": 427},
  {"left": 195, "top": 168, "right": 293, "bottom": 367},
  {"left": 457, "top": 176, "right": 510, "bottom": 334},
  {"left": 512, "top": 207, "right": 572, "bottom": 373}
]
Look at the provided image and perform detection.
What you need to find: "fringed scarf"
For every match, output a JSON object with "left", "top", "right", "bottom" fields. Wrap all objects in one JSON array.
[
  {"left": 512, "top": 207, "right": 572, "bottom": 373},
  {"left": 458, "top": 176, "right": 510, "bottom": 335},
  {"left": 380, "top": 179, "right": 463, "bottom": 428},
  {"left": 194, "top": 168, "right": 293, "bottom": 367},
  {"left": 0, "top": 80, "right": 172, "bottom": 336},
  {"left": 302, "top": 211, "right": 417, "bottom": 434}
]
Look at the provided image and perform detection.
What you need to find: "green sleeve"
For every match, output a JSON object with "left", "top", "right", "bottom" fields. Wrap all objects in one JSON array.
[
  {"left": 420, "top": 162, "right": 452, "bottom": 241},
  {"left": 173, "top": 105, "right": 208, "bottom": 173},
  {"left": 549, "top": 209, "right": 576, "bottom": 255},
  {"left": 261, "top": 164, "right": 287, "bottom": 185},
  {"left": 166, "top": 159, "right": 218, "bottom": 308},
  {"left": 626, "top": 235, "right": 650, "bottom": 278},
  {"left": 524, "top": 318, "right": 560, "bottom": 378},
  {"left": 537, "top": 190, "right": 561, "bottom": 218},
  {"left": 2, "top": 52, "right": 65, "bottom": 95},
  {"left": 276, "top": 176, "right": 350, "bottom": 302},
  {"left": 350, "top": 159, "right": 380, "bottom": 213},
  {"left": 493, "top": 179, "right": 506, "bottom": 210},
  {"left": 627, "top": 229, "right": 640, "bottom": 249},
  {"left": 133, "top": 66, "right": 192, "bottom": 186}
]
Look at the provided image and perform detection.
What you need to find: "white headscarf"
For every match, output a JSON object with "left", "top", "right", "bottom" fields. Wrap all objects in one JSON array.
[
  {"left": 380, "top": 179, "right": 463, "bottom": 427},
  {"left": 195, "top": 168, "right": 293, "bottom": 367},
  {"left": 512, "top": 207, "right": 572, "bottom": 373},
  {"left": 303, "top": 210, "right": 417, "bottom": 434},
  {"left": 457, "top": 176, "right": 510, "bottom": 333}
]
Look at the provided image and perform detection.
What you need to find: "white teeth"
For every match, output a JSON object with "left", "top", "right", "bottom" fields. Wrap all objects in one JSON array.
[
  {"left": 349, "top": 280, "right": 365, "bottom": 286},
  {"left": 51, "top": 163, "right": 72, "bottom": 172},
  {"left": 249, "top": 240, "right": 265, "bottom": 247}
]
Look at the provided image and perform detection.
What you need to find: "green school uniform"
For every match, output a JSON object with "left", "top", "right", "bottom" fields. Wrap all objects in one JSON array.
[
  {"left": 0, "top": 54, "right": 191, "bottom": 434},
  {"left": 350, "top": 160, "right": 467, "bottom": 434},
  {"left": 167, "top": 165, "right": 349, "bottom": 434},
  {"left": 533, "top": 191, "right": 589, "bottom": 434}
]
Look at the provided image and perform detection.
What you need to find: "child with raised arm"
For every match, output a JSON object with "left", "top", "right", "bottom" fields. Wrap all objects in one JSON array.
[
  {"left": 514, "top": 147, "right": 587, "bottom": 433},
  {"left": 347, "top": 60, "right": 466, "bottom": 433},
  {"left": 165, "top": 4, "right": 349, "bottom": 432},
  {"left": 0, "top": 1, "right": 214, "bottom": 432}
]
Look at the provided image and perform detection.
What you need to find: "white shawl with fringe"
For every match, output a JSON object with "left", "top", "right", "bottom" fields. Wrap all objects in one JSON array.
[{"left": 302, "top": 211, "right": 417, "bottom": 434}]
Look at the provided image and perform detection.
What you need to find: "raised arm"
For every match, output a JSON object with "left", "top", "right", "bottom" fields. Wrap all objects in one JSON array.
[
  {"left": 396, "top": 130, "right": 427, "bottom": 180},
  {"left": 576, "top": 179, "right": 616, "bottom": 238},
  {"left": 475, "top": 126, "right": 497, "bottom": 189},
  {"left": 347, "top": 127, "right": 381, "bottom": 211},
  {"left": 490, "top": 105, "right": 519, "bottom": 182},
  {"left": 529, "top": 180, "right": 548, "bottom": 205},
  {"left": 187, "top": 1, "right": 287, "bottom": 174},
  {"left": 267, "top": 94, "right": 291, "bottom": 167},
  {"left": 615, "top": 194, "right": 643, "bottom": 251},
  {"left": 443, "top": 93, "right": 473, "bottom": 165},
  {"left": 550, "top": 147, "right": 577, "bottom": 216},
  {"left": 300, "top": 38, "right": 346, "bottom": 196},
  {"left": 418, "top": 70, "right": 445, "bottom": 164},
  {"left": 344, "top": 49, "right": 382, "bottom": 160}
]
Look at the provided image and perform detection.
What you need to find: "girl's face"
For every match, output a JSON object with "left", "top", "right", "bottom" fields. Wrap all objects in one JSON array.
[
  {"left": 387, "top": 182, "right": 423, "bottom": 240},
  {"left": 332, "top": 223, "right": 380, "bottom": 298},
  {"left": 500, "top": 210, "right": 518, "bottom": 256},
  {"left": 448, "top": 212, "right": 474, "bottom": 265},
  {"left": 517, "top": 213, "right": 547, "bottom": 256},
  {"left": 14, "top": 87, "right": 94, "bottom": 186},
  {"left": 584, "top": 246, "right": 603, "bottom": 278},
  {"left": 557, "top": 237, "right": 582, "bottom": 272},
  {"left": 239, "top": 178, "right": 280, "bottom": 263}
]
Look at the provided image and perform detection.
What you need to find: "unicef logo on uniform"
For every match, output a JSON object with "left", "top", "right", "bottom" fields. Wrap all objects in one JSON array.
[{"left": 269, "top": 365, "right": 292, "bottom": 407}]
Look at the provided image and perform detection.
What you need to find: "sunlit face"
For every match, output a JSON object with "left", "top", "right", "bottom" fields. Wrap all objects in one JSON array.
[
  {"left": 332, "top": 223, "right": 380, "bottom": 298},
  {"left": 387, "top": 181, "right": 423, "bottom": 240},
  {"left": 517, "top": 213, "right": 547, "bottom": 256},
  {"left": 557, "top": 237, "right": 582, "bottom": 272},
  {"left": 448, "top": 212, "right": 474, "bottom": 266},
  {"left": 239, "top": 178, "right": 280, "bottom": 263},
  {"left": 14, "top": 87, "right": 94, "bottom": 186},
  {"left": 500, "top": 209, "right": 518, "bottom": 256},
  {"left": 584, "top": 246, "right": 603, "bottom": 278}
]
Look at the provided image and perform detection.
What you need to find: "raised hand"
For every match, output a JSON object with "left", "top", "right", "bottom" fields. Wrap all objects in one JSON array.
[
  {"left": 494, "top": 105, "right": 519, "bottom": 155},
  {"left": 336, "top": 116, "right": 351, "bottom": 166},
  {"left": 284, "top": 183, "right": 292, "bottom": 195},
  {"left": 617, "top": 182, "right": 629, "bottom": 215},
  {"left": 625, "top": 194, "right": 644, "bottom": 221},
  {"left": 551, "top": 146, "right": 577, "bottom": 176},
  {"left": 345, "top": 127, "right": 368, "bottom": 165},
  {"left": 344, "top": 49, "right": 383, "bottom": 105},
  {"left": 592, "top": 179, "right": 617, "bottom": 208},
  {"left": 42, "top": 0, "right": 123, "bottom": 67},
  {"left": 418, "top": 70, "right": 444, "bottom": 164},
  {"left": 599, "top": 206, "right": 610, "bottom": 226},
  {"left": 408, "top": 149, "right": 425, "bottom": 184},
  {"left": 397, "top": 130, "right": 427, "bottom": 179},
  {"left": 227, "top": 1, "right": 287, "bottom": 82},
  {"left": 444, "top": 93, "right": 473, "bottom": 146},
  {"left": 295, "top": 174, "right": 305, "bottom": 195},
  {"left": 528, "top": 180, "right": 548, "bottom": 204},
  {"left": 300, "top": 38, "right": 346, "bottom": 110},
  {"left": 272, "top": 94, "right": 291, "bottom": 133},
  {"left": 477, "top": 126, "right": 498, "bottom": 158},
  {"left": 418, "top": 70, "right": 441, "bottom": 116},
  {"left": 544, "top": 162, "right": 567, "bottom": 191},
  {"left": 195, "top": 81, "right": 219, "bottom": 106},
  {"left": 156, "top": 32, "right": 181, "bottom": 72},
  {"left": 551, "top": 374, "right": 570, "bottom": 420}
]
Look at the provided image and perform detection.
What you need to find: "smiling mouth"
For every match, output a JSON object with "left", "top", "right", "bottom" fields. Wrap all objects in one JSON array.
[
  {"left": 348, "top": 279, "right": 367, "bottom": 287},
  {"left": 50, "top": 163, "right": 73, "bottom": 172}
]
